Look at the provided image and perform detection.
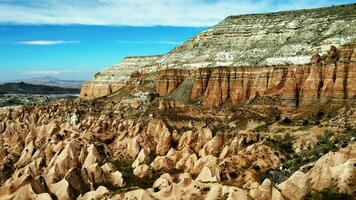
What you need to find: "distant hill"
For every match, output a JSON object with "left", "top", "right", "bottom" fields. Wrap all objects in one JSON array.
[
  {"left": 0, "top": 82, "right": 80, "bottom": 94},
  {"left": 7, "top": 76, "right": 85, "bottom": 89}
]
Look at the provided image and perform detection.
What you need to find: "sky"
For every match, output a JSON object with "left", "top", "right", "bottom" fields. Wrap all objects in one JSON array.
[{"left": 0, "top": 0, "right": 354, "bottom": 81}]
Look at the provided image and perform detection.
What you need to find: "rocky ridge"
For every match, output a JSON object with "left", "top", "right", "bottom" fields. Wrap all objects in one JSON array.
[
  {"left": 80, "top": 55, "right": 162, "bottom": 99},
  {"left": 80, "top": 4, "right": 356, "bottom": 99},
  {"left": 159, "top": 3, "right": 356, "bottom": 68}
]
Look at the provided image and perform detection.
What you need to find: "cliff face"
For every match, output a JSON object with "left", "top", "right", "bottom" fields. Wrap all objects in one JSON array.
[
  {"left": 80, "top": 81, "right": 124, "bottom": 99},
  {"left": 81, "top": 4, "right": 356, "bottom": 101},
  {"left": 80, "top": 55, "right": 162, "bottom": 99},
  {"left": 156, "top": 44, "right": 356, "bottom": 108}
]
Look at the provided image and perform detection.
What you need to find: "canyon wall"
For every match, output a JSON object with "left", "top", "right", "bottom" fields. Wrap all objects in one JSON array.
[{"left": 156, "top": 44, "right": 356, "bottom": 108}]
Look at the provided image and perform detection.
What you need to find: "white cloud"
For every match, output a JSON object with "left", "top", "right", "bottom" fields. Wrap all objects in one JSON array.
[
  {"left": 117, "top": 40, "right": 182, "bottom": 45},
  {"left": 17, "top": 40, "right": 79, "bottom": 45},
  {"left": 0, "top": 0, "right": 344, "bottom": 26},
  {"left": 24, "top": 70, "right": 79, "bottom": 75}
]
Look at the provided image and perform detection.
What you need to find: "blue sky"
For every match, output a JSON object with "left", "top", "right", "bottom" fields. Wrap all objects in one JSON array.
[
  {"left": 0, "top": 0, "right": 354, "bottom": 81},
  {"left": 0, "top": 25, "right": 204, "bottom": 81}
]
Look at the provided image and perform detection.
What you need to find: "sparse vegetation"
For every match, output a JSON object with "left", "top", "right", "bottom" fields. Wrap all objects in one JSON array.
[
  {"left": 262, "top": 129, "right": 356, "bottom": 185},
  {"left": 253, "top": 123, "right": 270, "bottom": 133},
  {"left": 306, "top": 188, "right": 353, "bottom": 200},
  {"left": 164, "top": 79, "right": 194, "bottom": 104}
]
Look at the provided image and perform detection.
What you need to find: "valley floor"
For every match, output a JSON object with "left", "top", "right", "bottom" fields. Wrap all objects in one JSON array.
[{"left": 0, "top": 92, "right": 354, "bottom": 200}]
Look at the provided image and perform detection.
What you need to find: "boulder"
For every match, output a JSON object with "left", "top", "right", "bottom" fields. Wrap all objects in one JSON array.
[{"left": 277, "top": 171, "right": 309, "bottom": 200}]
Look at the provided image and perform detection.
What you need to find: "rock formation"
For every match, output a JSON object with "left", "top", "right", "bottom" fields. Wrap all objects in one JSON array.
[
  {"left": 1, "top": 3, "right": 356, "bottom": 200},
  {"left": 81, "top": 4, "right": 356, "bottom": 99},
  {"left": 156, "top": 44, "right": 356, "bottom": 108},
  {"left": 80, "top": 55, "right": 161, "bottom": 99}
]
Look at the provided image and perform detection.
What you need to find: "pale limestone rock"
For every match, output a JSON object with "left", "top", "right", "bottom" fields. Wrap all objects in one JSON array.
[
  {"left": 219, "top": 145, "right": 231, "bottom": 159},
  {"left": 177, "top": 130, "right": 194, "bottom": 150},
  {"left": 306, "top": 143, "right": 356, "bottom": 194},
  {"left": 15, "top": 141, "right": 35, "bottom": 168},
  {"left": 147, "top": 120, "right": 172, "bottom": 156},
  {"left": 205, "top": 184, "right": 222, "bottom": 200},
  {"left": 156, "top": 129, "right": 171, "bottom": 156},
  {"left": 78, "top": 186, "right": 110, "bottom": 200},
  {"left": 175, "top": 146, "right": 193, "bottom": 170},
  {"left": 250, "top": 179, "right": 285, "bottom": 200},
  {"left": 194, "top": 128, "right": 213, "bottom": 153},
  {"left": 83, "top": 144, "right": 102, "bottom": 168},
  {"left": 152, "top": 173, "right": 173, "bottom": 193},
  {"left": 132, "top": 148, "right": 149, "bottom": 169},
  {"left": 178, "top": 173, "right": 192, "bottom": 188},
  {"left": 196, "top": 165, "right": 219, "bottom": 183},
  {"left": 127, "top": 137, "right": 141, "bottom": 159},
  {"left": 122, "top": 189, "right": 154, "bottom": 200},
  {"left": 222, "top": 185, "right": 250, "bottom": 200},
  {"left": 133, "top": 164, "right": 150, "bottom": 178},
  {"left": 49, "top": 179, "right": 72, "bottom": 200},
  {"left": 190, "top": 155, "right": 217, "bottom": 175},
  {"left": 86, "top": 163, "right": 104, "bottom": 184},
  {"left": 101, "top": 162, "right": 116, "bottom": 174},
  {"left": 199, "top": 134, "right": 222, "bottom": 157},
  {"left": 150, "top": 156, "right": 172, "bottom": 172},
  {"left": 277, "top": 171, "right": 310, "bottom": 200},
  {"left": 2, "top": 184, "right": 53, "bottom": 200},
  {"left": 46, "top": 143, "right": 79, "bottom": 184},
  {"left": 111, "top": 171, "right": 124, "bottom": 188},
  {"left": 271, "top": 187, "right": 285, "bottom": 200},
  {"left": 250, "top": 179, "right": 272, "bottom": 200}
]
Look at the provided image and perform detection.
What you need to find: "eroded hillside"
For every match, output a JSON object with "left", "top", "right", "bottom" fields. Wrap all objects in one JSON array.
[
  {"left": 0, "top": 82, "right": 355, "bottom": 199},
  {"left": 81, "top": 3, "right": 356, "bottom": 99},
  {"left": 1, "top": 3, "right": 356, "bottom": 200}
]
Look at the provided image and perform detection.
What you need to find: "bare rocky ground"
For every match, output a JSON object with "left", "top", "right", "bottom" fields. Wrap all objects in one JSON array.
[{"left": 0, "top": 80, "right": 355, "bottom": 200}]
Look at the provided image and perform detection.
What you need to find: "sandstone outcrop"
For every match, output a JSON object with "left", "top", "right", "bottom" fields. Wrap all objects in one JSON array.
[
  {"left": 306, "top": 143, "right": 356, "bottom": 195},
  {"left": 156, "top": 44, "right": 356, "bottom": 108},
  {"left": 81, "top": 4, "right": 356, "bottom": 100},
  {"left": 80, "top": 81, "right": 124, "bottom": 99},
  {"left": 80, "top": 55, "right": 162, "bottom": 99},
  {"left": 277, "top": 171, "right": 310, "bottom": 200},
  {"left": 250, "top": 179, "right": 285, "bottom": 200},
  {"left": 0, "top": 94, "right": 355, "bottom": 199}
]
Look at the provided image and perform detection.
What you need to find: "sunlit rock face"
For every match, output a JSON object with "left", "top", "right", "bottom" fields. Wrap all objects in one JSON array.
[
  {"left": 80, "top": 55, "right": 162, "bottom": 99},
  {"left": 156, "top": 44, "right": 356, "bottom": 108},
  {"left": 158, "top": 4, "right": 356, "bottom": 69},
  {"left": 82, "top": 4, "right": 356, "bottom": 100}
]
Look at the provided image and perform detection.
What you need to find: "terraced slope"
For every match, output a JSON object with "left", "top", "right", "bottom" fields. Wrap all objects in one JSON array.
[
  {"left": 81, "top": 3, "right": 356, "bottom": 99},
  {"left": 159, "top": 3, "right": 356, "bottom": 68}
]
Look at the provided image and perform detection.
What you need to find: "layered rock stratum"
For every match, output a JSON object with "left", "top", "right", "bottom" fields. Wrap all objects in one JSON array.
[
  {"left": 80, "top": 56, "right": 161, "bottom": 99},
  {"left": 81, "top": 3, "right": 356, "bottom": 100},
  {"left": 1, "top": 3, "right": 356, "bottom": 200},
  {"left": 156, "top": 44, "right": 356, "bottom": 108}
]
